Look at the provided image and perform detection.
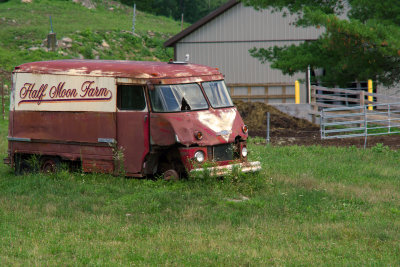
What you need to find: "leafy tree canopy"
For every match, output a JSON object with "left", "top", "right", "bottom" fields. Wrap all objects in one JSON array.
[
  {"left": 242, "top": 0, "right": 400, "bottom": 87},
  {"left": 118, "top": 0, "right": 228, "bottom": 23}
]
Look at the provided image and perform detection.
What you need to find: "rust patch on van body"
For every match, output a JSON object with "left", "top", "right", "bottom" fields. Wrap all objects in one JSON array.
[
  {"left": 14, "top": 60, "right": 223, "bottom": 83},
  {"left": 150, "top": 107, "right": 247, "bottom": 147},
  {"left": 8, "top": 110, "right": 116, "bottom": 168},
  {"left": 11, "top": 111, "right": 116, "bottom": 143}
]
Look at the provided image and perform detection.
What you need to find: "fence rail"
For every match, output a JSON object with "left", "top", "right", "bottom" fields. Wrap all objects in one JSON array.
[
  {"left": 228, "top": 83, "right": 295, "bottom": 103},
  {"left": 320, "top": 102, "right": 400, "bottom": 147},
  {"left": 311, "top": 85, "right": 400, "bottom": 107},
  {"left": 310, "top": 85, "right": 400, "bottom": 122}
]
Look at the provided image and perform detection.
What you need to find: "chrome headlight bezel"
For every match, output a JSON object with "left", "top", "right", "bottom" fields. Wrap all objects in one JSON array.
[
  {"left": 194, "top": 150, "right": 205, "bottom": 163},
  {"left": 241, "top": 146, "right": 248, "bottom": 157}
]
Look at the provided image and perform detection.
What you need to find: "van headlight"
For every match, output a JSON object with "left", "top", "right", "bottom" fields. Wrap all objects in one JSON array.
[
  {"left": 194, "top": 151, "right": 205, "bottom": 163},
  {"left": 241, "top": 146, "right": 248, "bottom": 157}
]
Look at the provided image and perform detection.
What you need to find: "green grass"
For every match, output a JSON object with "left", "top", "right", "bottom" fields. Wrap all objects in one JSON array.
[
  {"left": 0, "top": 120, "right": 399, "bottom": 265},
  {"left": 0, "top": 0, "right": 187, "bottom": 83},
  {"left": 1, "top": 2, "right": 399, "bottom": 264}
]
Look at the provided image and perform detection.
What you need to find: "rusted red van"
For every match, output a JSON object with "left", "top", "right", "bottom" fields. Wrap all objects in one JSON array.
[{"left": 5, "top": 60, "right": 261, "bottom": 179}]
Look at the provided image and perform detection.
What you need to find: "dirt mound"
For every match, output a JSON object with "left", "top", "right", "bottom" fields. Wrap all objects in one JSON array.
[{"left": 234, "top": 100, "right": 319, "bottom": 137}]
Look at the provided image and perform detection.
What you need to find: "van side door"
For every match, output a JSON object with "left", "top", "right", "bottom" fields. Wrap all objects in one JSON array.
[{"left": 116, "top": 85, "right": 149, "bottom": 175}]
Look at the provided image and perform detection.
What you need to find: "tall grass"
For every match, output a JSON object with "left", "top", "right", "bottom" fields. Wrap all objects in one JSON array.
[{"left": 0, "top": 119, "right": 399, "bottom": 265}]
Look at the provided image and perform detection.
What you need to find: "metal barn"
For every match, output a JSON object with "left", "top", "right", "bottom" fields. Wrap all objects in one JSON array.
[{"left": 165, "top": 0, "right": 322, "bottom": 104}]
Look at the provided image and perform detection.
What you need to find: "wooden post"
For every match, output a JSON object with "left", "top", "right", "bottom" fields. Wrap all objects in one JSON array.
[
  {"left": 359, "top": 90, "right": 365, "bottom": 127},
  {"left": 47, "top": 33, "right": 57, "bottom": 51},
  {"left": 282, "top": 85, "right": 286, "bottom": 104},
  {"left": 48, "top": 16, "right": 56, "bottom": 51},
  {"left": 311, "top": 86, "right": 318, "bottom": 124},
  {"left": 359, "top": 90, "right": 365, "bottom": 106}
]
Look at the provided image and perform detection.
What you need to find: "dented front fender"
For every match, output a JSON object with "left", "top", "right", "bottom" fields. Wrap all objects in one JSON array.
[{"left": 149, "top": 107, "right": 247, "bottom": 146}]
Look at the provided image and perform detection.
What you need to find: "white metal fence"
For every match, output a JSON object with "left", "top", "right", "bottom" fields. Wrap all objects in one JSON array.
[{"left": 321, "top": 102, "right": 400, "bottom": 147}]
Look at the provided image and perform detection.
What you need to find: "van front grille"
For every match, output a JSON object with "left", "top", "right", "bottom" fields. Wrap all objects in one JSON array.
[{"left": 213, "top": 144, "right": 233, "bottom": 161}]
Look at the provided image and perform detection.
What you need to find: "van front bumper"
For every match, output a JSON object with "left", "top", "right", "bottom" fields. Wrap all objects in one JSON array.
[{"left": 190, "top": 161, "right": 261, "bottom": 176}]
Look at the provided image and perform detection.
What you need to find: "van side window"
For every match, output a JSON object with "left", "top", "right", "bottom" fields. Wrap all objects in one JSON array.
[{"left": 117, "top": 85, "right": 146, "bottom": 110}]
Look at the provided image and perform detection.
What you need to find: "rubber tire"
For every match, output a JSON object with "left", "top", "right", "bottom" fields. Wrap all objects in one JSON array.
[
  {"left": 40, "top": 156, "right": 60, "bottom": 173},
  {"left": 163, "top": 169, "right": 179, "bottom": 181}
]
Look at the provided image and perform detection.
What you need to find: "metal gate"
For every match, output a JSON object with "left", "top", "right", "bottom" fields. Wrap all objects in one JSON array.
[{"left": 321, "top": 102, "right": 400, "bottom": 147}]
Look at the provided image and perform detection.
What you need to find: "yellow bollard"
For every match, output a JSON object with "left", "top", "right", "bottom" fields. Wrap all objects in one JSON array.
[
  {"left": 295, "top": 80, "right": 300, "bottom": 104},
  {"left": 368, "top": 79, "right": 373, "bottom": 110}
]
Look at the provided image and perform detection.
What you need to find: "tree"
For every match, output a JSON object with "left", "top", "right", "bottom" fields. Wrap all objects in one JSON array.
[
  {"left": 118, "top": 0, "right": 228, "bottom": 23},
  {"left": 242, "top": 0, "right": 400, "bottom": 87}
]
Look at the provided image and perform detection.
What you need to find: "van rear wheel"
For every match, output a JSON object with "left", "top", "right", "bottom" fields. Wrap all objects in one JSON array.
[
  {"left": 40, "top": 157, "right": 60, "bottom": 173},
  {"left": 163, "top": 169, "right": 179, "bottom": 181}
]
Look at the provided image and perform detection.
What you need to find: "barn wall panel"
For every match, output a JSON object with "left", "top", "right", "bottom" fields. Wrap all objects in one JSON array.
[
  {"left": 176, "top": 41, "right": 305, "bottom": 84},
  {"left": 181, "top": 3, "right": 323, "bottom": 43}
]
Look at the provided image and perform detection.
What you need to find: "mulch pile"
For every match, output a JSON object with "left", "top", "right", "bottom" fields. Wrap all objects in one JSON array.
[{"left": 234, "top": 100, "right": 319, "bottom": 138}]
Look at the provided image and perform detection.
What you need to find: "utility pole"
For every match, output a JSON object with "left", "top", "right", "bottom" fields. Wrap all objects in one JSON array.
[
  {"left": 180, "top": 0, "right": 184, "bottom": 31},
  {"left": 181, "top": 13, "right": 184, "bottom": 31},
  {"left": 132, "top": 3, "right": 136, "bottom": 34}
]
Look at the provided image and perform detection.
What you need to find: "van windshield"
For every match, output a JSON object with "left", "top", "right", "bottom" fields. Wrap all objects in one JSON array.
[
  {"left": 202, "top": 81, "right": 233, "bottom": 108},
  {"left": 149, "top": 83, "right": 208, "bottom": 112}
]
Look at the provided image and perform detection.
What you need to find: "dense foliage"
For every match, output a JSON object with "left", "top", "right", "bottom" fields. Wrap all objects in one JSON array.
[
  {"left": 118, "top": 0, "right": 228, "bottom": 23},
  {"left": 243, "top": 0, "right": 400, "bottom": 87}
]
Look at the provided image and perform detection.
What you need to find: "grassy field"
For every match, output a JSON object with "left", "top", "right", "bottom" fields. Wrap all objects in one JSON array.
[
  {"left": 0, "top": 118, "right": 399, "bottom": 265},
  {"left": 1, "top": 1, "right": 399, "bottom": 265}
]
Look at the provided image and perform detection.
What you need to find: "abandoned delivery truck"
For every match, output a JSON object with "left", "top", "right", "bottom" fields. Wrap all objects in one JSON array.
[{"left": 5, "top": 60, "right": 261, "bottom": 179}]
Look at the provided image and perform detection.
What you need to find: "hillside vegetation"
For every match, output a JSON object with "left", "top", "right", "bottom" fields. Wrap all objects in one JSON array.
[{"left": 0, "top": 0, "right": 187, "bottom": 83}]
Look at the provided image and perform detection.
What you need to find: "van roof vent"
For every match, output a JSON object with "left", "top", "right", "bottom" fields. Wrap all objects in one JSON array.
[{"left": 168, "top": 59, "right": 188, "bottom": 65}]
